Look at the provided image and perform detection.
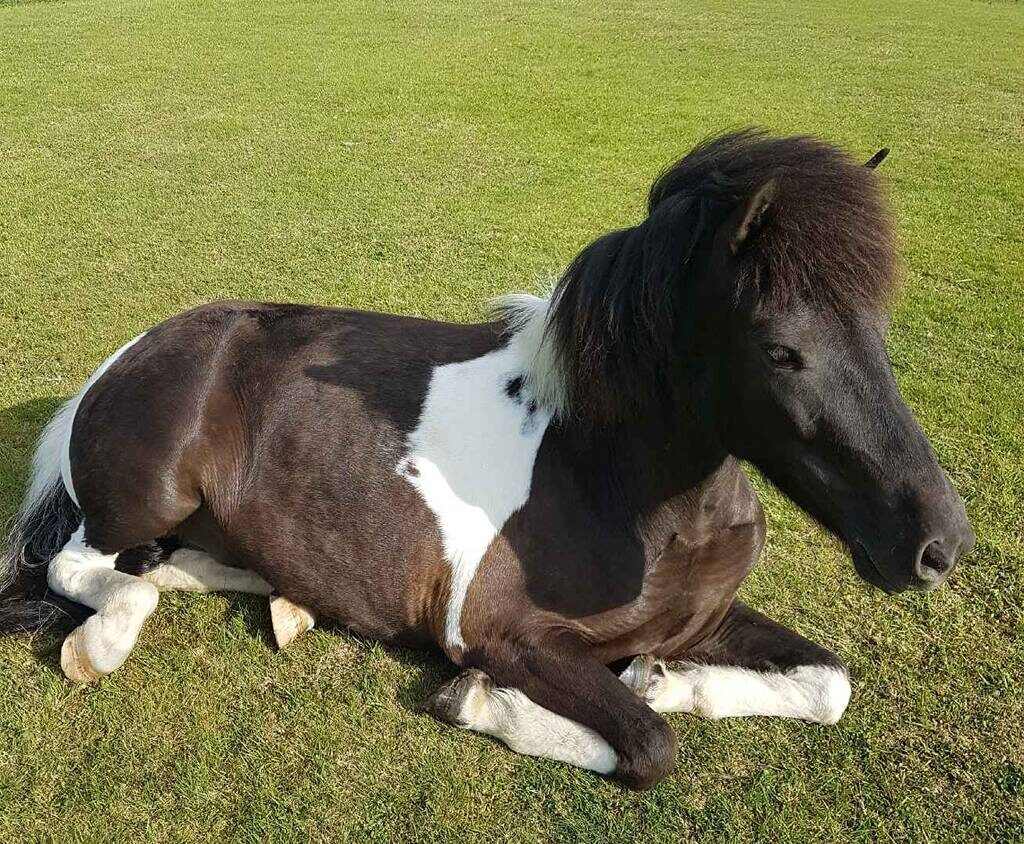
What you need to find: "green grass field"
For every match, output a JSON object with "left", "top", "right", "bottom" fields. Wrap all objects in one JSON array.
[{"left": 1, "top": 0, "right": 1022, "bottom": 840}]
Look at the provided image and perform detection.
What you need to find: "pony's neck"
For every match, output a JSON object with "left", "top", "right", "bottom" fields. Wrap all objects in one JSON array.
[
  {"left": 555, "top": 399, "right": 729, "bottom": 527},
  {"left": 496, "top": 292, "right": 728, "bottom": 522}
]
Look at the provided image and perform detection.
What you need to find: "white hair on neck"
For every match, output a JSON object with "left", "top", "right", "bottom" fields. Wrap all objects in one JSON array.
[{"left": 489, "top": 291, "right": 568, "bottom": 418}]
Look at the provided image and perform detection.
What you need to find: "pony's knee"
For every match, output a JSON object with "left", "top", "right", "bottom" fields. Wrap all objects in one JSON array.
[{"left": 614, "top": 715, "right": 677, "bottom": 790}]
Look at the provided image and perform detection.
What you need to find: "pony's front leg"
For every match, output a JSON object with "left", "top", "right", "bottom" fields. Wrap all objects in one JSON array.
[
  {"left": 423, "top": 634, "right": 677, "bottom": 790},
  {"left": 47, "top": 526, "right": 159, "bottom": 682},
  {"left": 424, "top": 668, "right": 619, "bottom": 775},
  {"left": 623, "top": 601, "right": 851, "bottom": 725}
]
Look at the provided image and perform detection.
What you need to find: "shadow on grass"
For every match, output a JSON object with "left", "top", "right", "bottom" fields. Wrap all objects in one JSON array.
[
  {"left": 1, "top": 394, "right": 68, "bottom": 517},
  {"left": 0, "top": 395, "right": 67, "bottom": 471},
  {"left": 195, "top": 590, "right": 458, "bottom": 712},
  {"left": 218, "top": 591, "right": 278, "bottom": 649},
  {"left": 313, "top": 618, "right": 458, "bottom": 713},
  {"left": 389, "top": 645, "right": 457, "bottom": 713}
]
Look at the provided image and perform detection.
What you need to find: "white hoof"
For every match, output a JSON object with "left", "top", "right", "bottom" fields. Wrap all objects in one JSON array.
[
  {"left": 270, "top": 595, "right": 316, "bottom": 649},
  {"left": 60, "top": 625, "right": 103, "bottom": 683},
  {"left": 619, "top": 654, "right": 671, "bottom": 708},
  {"left": 620, "top": 654, "right": 656, "bottom": 695},
  {"left": 59, "top": 581, "right": 159, "bottom": 682}
]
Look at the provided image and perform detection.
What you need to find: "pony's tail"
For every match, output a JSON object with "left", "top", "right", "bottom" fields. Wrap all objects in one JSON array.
[{"left": 0, "top": 401, "right": 86, "bottom": 634}]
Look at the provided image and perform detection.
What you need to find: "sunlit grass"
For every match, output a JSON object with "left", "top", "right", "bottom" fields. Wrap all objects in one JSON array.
[{"left": 0, "top": 0, "right": 1021, "bottom": 840}]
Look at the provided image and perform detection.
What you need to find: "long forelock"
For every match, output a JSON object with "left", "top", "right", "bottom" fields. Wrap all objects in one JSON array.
[
  {"left": 650, "top": 129, "right": 898, "bottom": 313},
  {"left": 495, "top": 129, "right": 898, "bottom": 426}
]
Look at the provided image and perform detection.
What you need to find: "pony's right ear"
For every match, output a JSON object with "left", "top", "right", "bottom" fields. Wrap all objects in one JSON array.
[
  {"left": 865, "top": 148, "right": 889, "bottom": 169},
  {"left": 730, "top": 178, "right": 776, "bottom": 254}
]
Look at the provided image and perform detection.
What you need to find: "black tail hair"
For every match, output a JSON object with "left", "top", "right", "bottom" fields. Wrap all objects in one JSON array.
[{"left": 0, "top": 481, "right": 87, "bottom": 633}]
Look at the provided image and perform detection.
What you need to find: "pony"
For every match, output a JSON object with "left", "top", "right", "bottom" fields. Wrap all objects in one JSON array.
[{"left": 0, "top": 130, "right": 974, "bottom": 789}]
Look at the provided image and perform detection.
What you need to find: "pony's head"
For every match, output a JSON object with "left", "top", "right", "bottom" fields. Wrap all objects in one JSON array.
[{"left": 542, "top": 129, "right": 974, "bottom": 593}]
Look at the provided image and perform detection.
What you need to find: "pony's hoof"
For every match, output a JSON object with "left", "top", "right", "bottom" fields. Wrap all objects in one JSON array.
[
  {"left": 270, "top": 595, "right": 316, "bottom": 649},
  {"left": 60, "top": 626, "right": 103, "bottom": 683},
  {"left": 620, "top": 654, "right": 655, "bottom": 694},
  {"left": 422, "top": 668, "right": 493, "bottom": 727},
  {"left": 620, "top": 654, "right": 667, "bottom": 706}
]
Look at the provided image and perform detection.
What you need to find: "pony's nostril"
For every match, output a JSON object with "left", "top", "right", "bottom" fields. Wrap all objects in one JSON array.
[{"left": 916, "top": 541, "right": 954, "bottom": 582}]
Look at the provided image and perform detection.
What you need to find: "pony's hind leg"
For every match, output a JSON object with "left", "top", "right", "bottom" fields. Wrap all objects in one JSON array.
[
  {"left": 138, "top": 548, "right": 315, "bottom": 647},
  {"left": 269, "top": 595, "right": 316, "bottom": 649},
  {"left": 140, "top": 548, "right": 273, "bottom": 595},
  {"left": 47, "top": 526, "right": 160, "bottom": 681},
  {"left": 139, "top": 548, "right": 315, "bottom": 648}
]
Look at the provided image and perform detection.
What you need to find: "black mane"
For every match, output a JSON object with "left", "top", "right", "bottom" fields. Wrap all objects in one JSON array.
[{"left": 544, "top": 128, "right": 897, "bottom": 425}]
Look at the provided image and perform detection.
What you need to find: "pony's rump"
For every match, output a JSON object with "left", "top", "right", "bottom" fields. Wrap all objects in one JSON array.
[{"left": 0, "top": 333, "right": 147, "bottom": 633}]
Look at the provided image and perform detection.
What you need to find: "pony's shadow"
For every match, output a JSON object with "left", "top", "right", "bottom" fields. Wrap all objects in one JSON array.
[
  {"left": 218, "top": 592, "right": 277, "bottom": 649},
  {"left": 385, "top": 644, "right": 455, "bottom": 712},
  {"left": 313, "top": 619, "right": 456, "bottom": 712},
  {"left": 198, "top": 592, "right": 455, "bottom": 709},
  {"left": 1, "top": 395, "right": 67, "bottom": 495},
  {"left": 183, "top": 597, "right": 456, "bottom": 712}
]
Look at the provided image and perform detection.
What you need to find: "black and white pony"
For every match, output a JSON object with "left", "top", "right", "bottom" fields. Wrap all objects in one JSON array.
[{"left": 0, "top": 131, "right": 973, "bottom": 789}]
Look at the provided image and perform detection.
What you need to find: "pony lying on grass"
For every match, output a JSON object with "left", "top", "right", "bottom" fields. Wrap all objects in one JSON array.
[{"left": 0, "top": 130, "right": 973, "bottom": 789}]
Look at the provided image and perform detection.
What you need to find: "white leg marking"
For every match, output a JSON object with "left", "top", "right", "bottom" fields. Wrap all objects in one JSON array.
[
  {"left": 397, "top": 314, "right": 556, "bottom": 650},
  {"left": 270, "top": 594, "right": 316, "bottom": 648},
  {"left": 140, "top": 548, "right": 272, "bottom": 594},
  {"left": 47, "top": 526, "right": 159, "bottom": 680},
  {"left": 141, "top": 550, "right": 315, "bottom": 649},
  {"left": 625, "top": 658, "right": 851, "bottom": 725},
  {"left": 454, "top": 672, "right": 617, "bottom": 774}
]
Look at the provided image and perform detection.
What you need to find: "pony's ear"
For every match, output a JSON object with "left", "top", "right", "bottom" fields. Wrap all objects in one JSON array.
[
  {"left": 865, "top": 148, "right": 889, "bottom": 169},
  {"left": 730, "top": 178, "right": 776, "bottom": 254}
]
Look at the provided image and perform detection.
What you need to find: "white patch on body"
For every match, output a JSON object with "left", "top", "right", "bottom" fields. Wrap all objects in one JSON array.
[
  {"left": 47, "top": 525, "right": 159, "bottom": 677},
  {"left": 24, "top": 333, "right": 146, "bottom": 511},
  {"left": 456, "top": 674, "right": 617, "bottom": 774},
  {"left": 631, "top": 659, "right": 851, "bottom": 725},
  {"left": 397, "top": 310, "right": 557, "bottom": 651}
]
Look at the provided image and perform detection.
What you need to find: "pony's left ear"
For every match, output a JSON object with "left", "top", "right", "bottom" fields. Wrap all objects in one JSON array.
[
  {"left": 730, "top": 178, "right": 776, "bottom": 254},
  {"left": 865, "top": 148, "right": 889, "bottom": 169}
]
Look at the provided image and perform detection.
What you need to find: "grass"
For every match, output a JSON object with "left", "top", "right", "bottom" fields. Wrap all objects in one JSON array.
[{"left": 0, "top": 0, "right": 1022, "bottom": 840}]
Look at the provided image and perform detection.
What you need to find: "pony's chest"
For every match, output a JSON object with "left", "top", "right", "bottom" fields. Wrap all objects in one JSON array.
[{"left": 570, "top": 520, "right": 764, "bottom": 659}]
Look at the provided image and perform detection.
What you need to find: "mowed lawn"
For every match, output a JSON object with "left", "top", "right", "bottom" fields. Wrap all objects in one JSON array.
[{"left": 1, "top": 0, "right": 1022, "bottom": 840}]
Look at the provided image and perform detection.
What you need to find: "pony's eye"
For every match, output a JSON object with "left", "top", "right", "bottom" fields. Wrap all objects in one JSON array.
[{"left": 763, "top": 344, "right": 802, "bottom": 370}]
